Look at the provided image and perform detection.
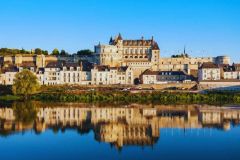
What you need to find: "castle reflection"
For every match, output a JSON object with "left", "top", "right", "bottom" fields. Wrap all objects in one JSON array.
[{"left": 1, "top": 103, "right": 240, "bottom": 149}]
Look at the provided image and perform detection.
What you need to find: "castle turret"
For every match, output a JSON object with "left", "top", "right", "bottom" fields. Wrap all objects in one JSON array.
[{"left": 151, "top": 41, "right": 160, "bottom": 71}]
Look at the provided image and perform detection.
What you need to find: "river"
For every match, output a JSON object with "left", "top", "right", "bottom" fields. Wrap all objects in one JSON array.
[{"left": 0, "top": 102, "right": 240, "bottom": 160}]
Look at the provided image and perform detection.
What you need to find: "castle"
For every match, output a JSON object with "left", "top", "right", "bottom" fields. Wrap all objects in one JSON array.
[
  {"left": 95, "top": 34, "right": 160, "bottom": 78},
  {"left": 95, "top": 34, "right": 231, "bottom": 79}
]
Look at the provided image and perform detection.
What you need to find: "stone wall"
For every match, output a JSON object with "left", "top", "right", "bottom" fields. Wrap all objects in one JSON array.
[
  {"left": 199, "top": 81, "right": 240, "bottom": 90},
  {"left": 139, "top": 82, "right": 197, "bottom": 90}
]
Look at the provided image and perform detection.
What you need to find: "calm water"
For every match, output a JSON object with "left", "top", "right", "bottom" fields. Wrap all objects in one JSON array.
[{"left": 0, "top": 102, "right": 240, "bottom": 160}]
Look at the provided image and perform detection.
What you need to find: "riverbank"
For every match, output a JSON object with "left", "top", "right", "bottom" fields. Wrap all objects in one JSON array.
[
  {"left": 34, "top": 91, "right": 240, "bottom": 104},
  {"left": 1, "top": 91, "right": 240, "bottom": 105},
  {"left": 1, "top": 85, "right": 240, "bottom": 105}
]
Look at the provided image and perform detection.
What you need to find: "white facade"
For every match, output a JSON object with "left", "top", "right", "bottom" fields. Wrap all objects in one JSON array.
[
  {"left": 141, "top": 71, "right": 189, "bottom": 84},
  {"left": 43, "top": 64, "right": 92, "bottom": 86},
  {"left": 142, "top": 75, "right": 158, "bottom": 84},
  {"left": 224, "top": 71, "right": 240, "bottom": 80},
  {"left": 36, "top": 72, "right": 44, "bottom": 85},
  {"left": 44, "top": 67, "right": 61, "bottom": 85},
  {"left": 60, "top": 66, "right": 82, "bottom": 84},
  {"left": 198, "top": 68, "right": 221, "bottom": 81},
  {"left": 91, "top": 66, "right": 134, "bottom": 85},
  {"left": 1, "top": 72, "right": 17, "bottom": 85}
]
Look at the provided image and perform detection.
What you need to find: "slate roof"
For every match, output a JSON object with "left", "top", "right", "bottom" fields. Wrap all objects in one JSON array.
[
  {"left": 45, "top": 61, "right": 62, "bottom": 68},
  {"left": 200, "top": 62, "right": 219, "bottom": 69},
  {"left": 2, "top": 66, "right": 18, "bottom": 72},
  {"left": 81, "top": 61, "right": 94, "bottom": 72},
  {"left": 110, "top": 34, "right": 160, "bottom": 50}
]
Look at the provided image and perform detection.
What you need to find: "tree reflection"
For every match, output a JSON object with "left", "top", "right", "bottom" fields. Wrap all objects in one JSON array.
[{"left": 12, "top": 101, "right": 38, "bottom": 125}]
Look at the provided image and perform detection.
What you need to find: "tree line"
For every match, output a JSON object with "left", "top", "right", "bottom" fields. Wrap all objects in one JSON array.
[{"left": 0, "top": 48, "right": 94, "bottom": 56}]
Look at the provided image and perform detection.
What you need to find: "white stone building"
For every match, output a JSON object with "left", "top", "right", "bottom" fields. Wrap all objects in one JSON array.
[
  {"left": 224, "top": 71, "right": 240, "bottom": 80},
  {"left": 91, "top": 65, "right": 134, "bottom": 85},
  {"left": 42, "top": 61, "right": 93, "bottom": 85},
  {"left": 36, "top": 68, "right": 45, "bottom": 85},
  {"left": 198, "top": 62, "right": 221, "bottom": 81},
  {"left": 141, "top": 70, "right": 190, "bottom": 84},
  {"left": 0, "top": 66, "right": 18, "bottom": 85},
  {"left": 60, "top": 62, "right": 92, "bottom": 85},
  {"left": 43, "top": 62, "right": 61, "bottom": 85}
]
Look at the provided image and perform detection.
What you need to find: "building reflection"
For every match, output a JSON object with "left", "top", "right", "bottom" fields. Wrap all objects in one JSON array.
[{"left": 0, "top": 103, "right": 240, "bottom": 149}]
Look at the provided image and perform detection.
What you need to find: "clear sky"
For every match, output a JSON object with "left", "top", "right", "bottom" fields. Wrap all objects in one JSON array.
[{"left": 0, "top": 0, "right": 239, "bottom": 62}]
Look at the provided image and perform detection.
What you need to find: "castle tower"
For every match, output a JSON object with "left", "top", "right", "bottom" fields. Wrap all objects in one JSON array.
[
  {"left": 151, "top": 38, "right": 160, "bottom": 71},
  {"left": 36, "top": 54, "right": 46, "bottom": 68}
]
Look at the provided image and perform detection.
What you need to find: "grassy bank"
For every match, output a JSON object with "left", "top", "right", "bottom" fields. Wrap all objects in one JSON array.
[
  {"left": 31, "top": 91, "right": 240, "bottom": 105},
  {"left": 0, "top": 95, "right": 21, "bottom": 101},
  {"left": 1, "top": 84, "right": 240, "bottom": 105}
]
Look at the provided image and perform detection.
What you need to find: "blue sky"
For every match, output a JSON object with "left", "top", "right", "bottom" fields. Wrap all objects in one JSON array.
[{"left": 0, "top": 0, "right": 240, "bottom": 62}]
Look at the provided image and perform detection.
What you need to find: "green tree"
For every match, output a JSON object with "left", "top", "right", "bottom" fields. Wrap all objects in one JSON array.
[
  {"left": 12, "top": 70, "right": 40, "bottom": 99},
  {"left": 52, "top": 48, "right": 60, "bottom": 55},
  {"left": 35, "top": 48, "right": 42, "bottom": 55},
  {"left": 42, "top": 50, "right": 49, "bottom": 55},
  {"left": 171, "top": 53, "right": 189, "bottom": 58},
  {"left": 60, "top": 49, "right": 68, "bottom": 56},
  {"left": 20, "top": 48, "right": 26, "bottom": 54},
  {"left": 77, "top": 49, "right": 93, "bottom": 56}
]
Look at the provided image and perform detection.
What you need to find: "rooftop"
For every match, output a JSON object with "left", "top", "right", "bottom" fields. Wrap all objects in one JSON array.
[
  {"left": 109, "top": 34, "right": 160, "bottom": 49},
  {"left": 45, "top": 61, "right": 63, "bottom": 68},
  {"left": 200, "top": 62, "right": 219, "bottom": 69},
  {"left": 20, "top": 61, "right": 36, "bottom": 67}
]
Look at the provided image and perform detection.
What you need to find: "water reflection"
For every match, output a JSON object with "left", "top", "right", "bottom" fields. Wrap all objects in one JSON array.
[{"left": 0, "top": 102, "right": 240, "bottom": 149}]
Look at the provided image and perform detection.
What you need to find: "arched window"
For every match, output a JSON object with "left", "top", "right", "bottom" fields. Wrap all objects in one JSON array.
[{"left": 125, "top": 56, "right": 128, "bottom": 58}]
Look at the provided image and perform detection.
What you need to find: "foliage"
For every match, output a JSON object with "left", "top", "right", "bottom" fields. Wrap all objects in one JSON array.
[
  {"left": 12, "top": 70, "right": 40, "bottom": 99},
  {"left": 0, "top": 85, "right": 12, "bottom": 95},
  {"left": 0, "top": 95, "right": 20, "bottom": 101},
  {"left": 12, "top": 101, "right": 38, "bottom": 125},
  {"left": 51, "top": 48, "right": 60, "bottom": 55},
  {"left": 77, "top": 49, "right": 94, "bottom": 56},
  {"left": 0, "top": 47, "right": 50, "bottom": 56},
  {"left": 32, "top": 91, "right": 240, "bottom": 105},
  {"left": 171, "top": 53, "right": 189, "bottom": 58},
  {"left": 60, "top": 50, "right": 68, "bottom": 56},
  {"left": 0, "top": 48, "right": 31, "bottom": 55},
  {"left": 35, "top": 48, "right": 48, "bottom": 55}
]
